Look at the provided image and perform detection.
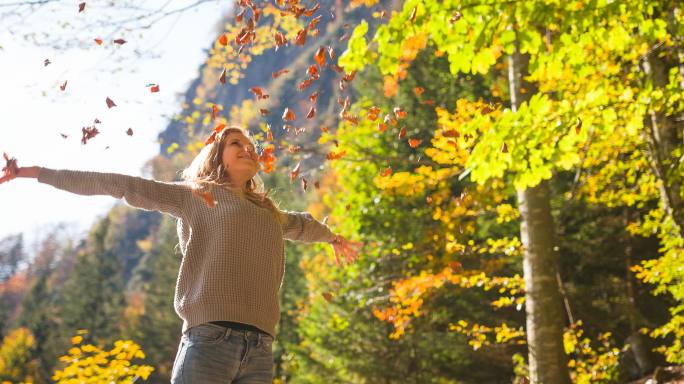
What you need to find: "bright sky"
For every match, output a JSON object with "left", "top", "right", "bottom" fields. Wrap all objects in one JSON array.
[{"left": 0, "top": 1, "right": 232, "bottom": 248}]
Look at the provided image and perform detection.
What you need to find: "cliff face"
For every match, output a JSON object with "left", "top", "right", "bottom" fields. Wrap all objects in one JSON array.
[{"left": 157, "top": 0, "right": 378, "bottom": 173}]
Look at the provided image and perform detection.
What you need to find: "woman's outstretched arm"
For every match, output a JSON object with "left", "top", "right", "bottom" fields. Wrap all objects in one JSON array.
[
  {"left": 7, "top": 166, "right": 190, "bottom": 219},
  {"left": 280, "top": 210, "right": 362, "bottom": 264}
]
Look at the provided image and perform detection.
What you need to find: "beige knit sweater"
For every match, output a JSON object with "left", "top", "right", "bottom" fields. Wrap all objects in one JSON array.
[{"left": 37, "top": 167, "right": 335, "bottom": 338}]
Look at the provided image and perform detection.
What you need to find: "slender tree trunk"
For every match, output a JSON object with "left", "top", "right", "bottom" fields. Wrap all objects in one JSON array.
[{"left": 509, "top": 43, "right": 572, "bottom": 384}]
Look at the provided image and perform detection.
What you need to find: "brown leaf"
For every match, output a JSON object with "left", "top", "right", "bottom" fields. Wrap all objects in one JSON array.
[
  {"left": 302, "top": 177, "right": 308, "bottom": 191},
  {"left": 44, "top": 58, "right": 51, "bottom": 66},
  {"left": 219, "top": 68, "right": 227, "bottom": 84},
  {"left": 298, "top": 78, "right": 314, "bottom": 91},
  {"left": 126, "top": 128, "right": 133, "bottom": 136},
  {"left": 306, "top": 106, "right": 316, "bottom": 119},
  {"left": 501, "top": 142, "right": 508, "bottom": 153},
  {"left": 450, "top": 11, "right": 462, "bottom": 24},
  {"left": 113, "top": 38, "right": 126, "bottom": 45},
  {"left": 409, "top": 6, "right": 417, "bottom": 23},
  {"left": 78, "top": 2, "right": 85, "bottom": 12},
  {"left": 304, "top": 2, "right": 321, "bottom": 17},
  {"left": 249, "top": 86, "right": 270, "bottom": 100},
  {"left": 105, "top": 97, "right": 116, "bottom": 108},
  {"left": 575, "top": 117, "right": 582, "bottom": 134},
  {"left": 322, "top": 292, "right": 333, "bottom": 302},
  {"left": 60, "top": 133, "right": 68, "bottom": 139},
  {"left": 399, "top": 127, "right": 407, "bottom": 139},
  {"left": 274, "top": 31, "right": 288, "bottom": 51},
  {"left": 81, "top": 126, "right": 99, "bottom": 144},
  {"left": 295, "top": 28, "right": 308, "bottom": 45},
  {"left": 59, "top": 80, "right": 67, "bottom": 91}
]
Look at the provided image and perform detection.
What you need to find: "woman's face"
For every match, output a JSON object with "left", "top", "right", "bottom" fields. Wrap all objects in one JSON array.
[{"left": 221, "top": 131, "right": 259, "bottom": 183}]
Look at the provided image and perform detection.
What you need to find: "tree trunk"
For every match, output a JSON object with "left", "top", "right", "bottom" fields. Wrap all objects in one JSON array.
[{"left": 509, "top": 43, "right": 572, "bottom": 384}]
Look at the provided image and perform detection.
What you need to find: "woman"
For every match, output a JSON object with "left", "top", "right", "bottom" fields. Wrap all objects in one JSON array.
[{"left": 1, "top": 126, "right": 362, "bottom": 383}]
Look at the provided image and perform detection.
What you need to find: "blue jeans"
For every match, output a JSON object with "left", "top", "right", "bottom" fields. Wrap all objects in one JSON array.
[{"left": 170, "top": 323, "right": 274, "bottom": 383}]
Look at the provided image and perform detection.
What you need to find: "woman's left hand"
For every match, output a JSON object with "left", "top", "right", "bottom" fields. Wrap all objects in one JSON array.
[{"left": 330, "top": 234, "right": 363, "bottom": 266}]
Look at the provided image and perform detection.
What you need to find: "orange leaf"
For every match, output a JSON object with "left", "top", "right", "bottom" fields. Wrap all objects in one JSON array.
[
  {"left": 272, "top": 69, "right": 289, "bottom": 78},
  {"left": 249, "top": 87, "right": 269, "bottom": 100},
  {"left": 393, "top": 107, "right": 407, "bottom": 119},
  {"left": 381, "top": 166, "right": 392, "bottom": 177},
  {"left": 322, "top": 292, "right": 333, "bottom": 302},
  {"left": 306, "top": 64, "right": 319, "bottom": 79},
  {"left": 274, "top": 32, "right": 288, "bottom": 50},
  {"left": 295, "top": 28, "right": 308, "bottom": 45},
  {"left": 414, "top": 87, "right": 425, "bottom": 96},
  {"left": 218, "top": 33, "right": 228, "bottom": 46},
  {"left": 408, "top": 138, "right": 422, "bottom": 148},
  {"left": 282, "top": 107, "right": 296, "bottom": 121},
  {"left": 298, "top": 78, "right": 313, "bottom": 91},
  {"left": 211, "top": 104, "right": 219, "bottom": 120},
  {"left": 94, "top": 38, "right": 103, "bottom": 45},
  {"left": 314, "top": 46, "right": 326, "bottom": 67},
  {"left": 192, "top": 189, "right": 216, "bottom": 208}
]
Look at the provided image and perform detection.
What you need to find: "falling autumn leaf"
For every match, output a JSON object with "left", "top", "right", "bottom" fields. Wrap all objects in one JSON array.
[
  {"left": 94, "top": 118, "right": 101, "bottom": 124},
  {"left": 212, "top": 104, "right": 219, "bottom": 120},
  {"left": 126, "top": 128, "right": 133, "bottom": 136},
  {"left": 81, "top": 126, "right": 99, "bottom": 144},
  {"left": 314, "top": 46, "right": 326, "bottom": 67},
  {"left": 105, "top": 97, "right": 116, "bottom": 108},
  {"left": 381, "top": 166, "right": 392, "bottom": 177},
  {"left": 501, "top": 142, "right": 509, "bottom": 153},
  {"left": 218, "top": 33, "right": 228, "bottom": 46},
  {"left": 274, "top": 31, "right": 288, "bottom": 51},
  {"left": 322, "top": 292, "right": 334, "bottom": 302},
  {"left": 150, "top": 84, "right": 160, "bottom": 93},
  {"left": 393, "top": 107, "right": 407, "bottom": 119},
  {"left": 219, "top": 68, "right": 227, "bottom": 84},
  {"left": 94, "top": 38, "right": 103, "bottom": 45},
  {"left": 44, "top": 59, "right": 51, "bottom": 66},
  {"left": 60, "top": 133, "right": 68, "bottom": 139},
  {"left": 309, "top": 91, "right": 319, "bottom": 103},
  {"left": 272, "top": 69, "right": 289, "bottom": 78},
  {"left": 306, "top": 64, "right": 320, "bottom": 80},
  {"left": 302, "top": 177, "right": 308, "bottom": 191},
  {"left": 282, "top": 107, "right": 296, "bottom": 121},
  {"left": 450, "top": 11, "right": 462, "bottom": 24},
  {"left": 575, "top": 117, "right": 582, "bottom": 134},
  {"left": 249, "top": 87, "right": 269, "bottom": 100},
  {"left": 367, "top": 106, "right": 381, "bottom": 121},
  {"left": 298, "top": 78, "right": 314, "bottom": 91},
  {"left": 399, "top": 127, "right": 407, "bottom": 139},
  {"left": 290, "top": 161, "right": 301, "bottom": 182},
  {"left": 113, "top": 38, "right": 126, "bottom": 45},
  {"left": 295, "top": 28, "right": 308, "bottom": 45},
  {"left": 78, "top": 2, "right": 85, "bottom": 12},
  {"left": 409, "top": 6, "right": 417, "bottom": 23},
  {"left": 59, "top": 80, "right": 67, "bottom": 91},
  {"left": 408, "top": 138, "right": 422, "bottom": 148},
  {"left": 414, "top": 87, "right": 425, "bottom": 96},
  {"left": 326, "top": 150, "right": 346, "bottom": 160},
  {"left": 328, "top": 46, "right": 335, "bottom": 61},
  {"left": 306, "top": 106, "right": 316, "bottom": 119}
]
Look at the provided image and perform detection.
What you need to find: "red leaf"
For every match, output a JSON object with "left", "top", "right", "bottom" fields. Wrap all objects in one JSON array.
[
  {"left": 272, "top": 69, "right": 289, "bottom": 78},
  {"left": 249, "top": 87, "right": 270, "bottom": 100},
  {"left": 150, "top": 84, "right": 160, "bottom": 93},
  {"left": 381, "top": 166, "right": 392, "bottom": 177},
  {"left": 282, "top": 107, "right": 296, "bottom": 121},
  {"left": 314, "top": 46, "right": 326, "bottom": 67},
  {"left": 306, "top": 106, "right": 316, "bottom": 119},
  {"left": 306, "top": 64, "right": 320, "bottom": 80},
  {"left": 126, "top": 128, "right": 133, "bottom": 136},
  {"left": 219, "top": 68, "right": 227, "bottom": 84},
  {"left": 309, "top": 91, "right": 319, "bottom": 103},
  {"left": 304, "top": 3, "right": 320, "bottom": 17},
  {"left": 298, "top": 78, "right": 313, "bottom": 91},
  {"left": 94, "top": 38, "right": 103, "bottom": 45},
  {"left": 399, "top": 127, "right": 407, "bottom": 139},
  {"left": 290, "top": 161, "right": 301, "bottom": 182},
  {"left": 59, "top": 80, "right": 67, "bottom": 91},
  {"left": 218, "top": 33, "right": 228, "bottom": 46},
  {"left": 113, "top": 38, "right": 126, "bottom": 45},
  {"left": 105, "top": 97, "right": 116, "bottom": 108},
  {"left": 211, "top": 104, "right": 219, "bottom": 120},
  {"left": 78, "top": 2, "right": 85, "bottom": 12},
  {"left": 81, "top": 126, "right": 100, "bottom": 144}
]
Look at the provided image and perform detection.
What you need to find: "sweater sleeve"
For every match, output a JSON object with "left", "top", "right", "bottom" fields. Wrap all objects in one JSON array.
[
  {"left": 37, "top": 167, "right": 190, "bottom": 218},
  {"left": 280, "top": 210, "right": 335, "bottom": 243}
]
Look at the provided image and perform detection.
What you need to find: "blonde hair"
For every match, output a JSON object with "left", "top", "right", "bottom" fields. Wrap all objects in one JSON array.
[{"left": 181, "top": 126, "right": 286, "bottom": 224}]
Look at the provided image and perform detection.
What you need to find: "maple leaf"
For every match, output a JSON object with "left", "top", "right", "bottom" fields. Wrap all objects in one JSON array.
[
  {"left": 282, "top": 108, "right": 296, "bottom": 121},
  {"left": 113, "top": 38, "right": 126, "bottom": 45},
  {"left": 59, "top": 80, "right": 67, "bottom": 91},
  {"left": 105, "top": 97, "right": 116, "bottom": 108},
  {"left": 126, "top": 128, "right": 133, "bottom": 136},
  {"left": 78, "top": 2, "right": 85, "bottom": 12}
]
